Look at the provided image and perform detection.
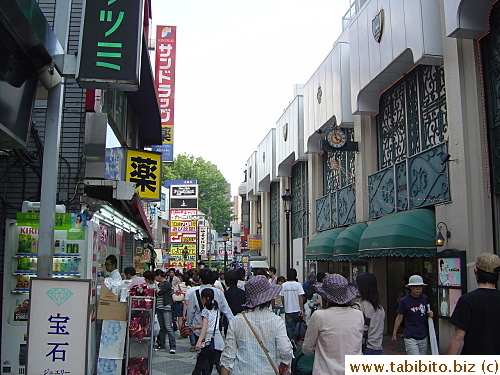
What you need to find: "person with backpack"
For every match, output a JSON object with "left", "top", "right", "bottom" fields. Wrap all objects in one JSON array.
[
  {"left": 186, "top": 268, "right": 233, "bottom": 360},
  {"left": 192, "top": 288, "right": 224, "bottom": 375}
]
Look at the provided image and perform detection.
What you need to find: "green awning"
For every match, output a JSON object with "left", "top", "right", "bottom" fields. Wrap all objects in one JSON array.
[
  {"left": 359, "top": 209, "right": 437, "bottom": 257},
  {"left": 333, "top": 222, "right": 368, "bottom": 261},
  {"left": 306, "top": 227, "right": 346, "bottom": 261}
]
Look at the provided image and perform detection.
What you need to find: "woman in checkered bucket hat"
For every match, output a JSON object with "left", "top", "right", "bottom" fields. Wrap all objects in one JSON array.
[
  {"left": 302, "top": 274, "right": 364, "bottom": 374},
  {"left": 220, "top": 275, "right": 293, "bottom": 375}
]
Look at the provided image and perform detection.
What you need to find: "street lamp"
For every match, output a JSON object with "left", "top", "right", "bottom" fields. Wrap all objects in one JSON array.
[
  {"left": 222, "top": 230, "right": 230, "bottom": 272},
  {"left": 182, "top": 246, "right": 189, "bottom": 270},
  {"left": 281, "top": 188, "right": 293, "bottom": 271}
]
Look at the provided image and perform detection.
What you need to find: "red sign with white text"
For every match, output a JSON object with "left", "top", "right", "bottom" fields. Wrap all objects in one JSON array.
[{"left": 155, "top": 26, "right": 176, "bottom": 138}]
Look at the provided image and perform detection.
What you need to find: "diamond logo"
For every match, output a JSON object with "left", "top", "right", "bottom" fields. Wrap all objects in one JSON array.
[{"left": 46, "top": 288, "right": 74, "bottom": 306}]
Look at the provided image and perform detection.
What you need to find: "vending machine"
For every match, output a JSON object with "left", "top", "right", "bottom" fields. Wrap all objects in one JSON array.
[{"left": 1, "top": 213, "right": 99, "bottom": 375}]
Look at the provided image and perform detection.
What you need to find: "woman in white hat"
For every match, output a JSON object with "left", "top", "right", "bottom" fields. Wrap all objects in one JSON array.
[
  {"left": 220, "top": 275, "right": 293, "bottom": 375},
  {"left": 302, "top": 274, "right": 364, "bottom": 375},
  {"left": 391, "top": 274, "right": 434, "bottom": 355}
]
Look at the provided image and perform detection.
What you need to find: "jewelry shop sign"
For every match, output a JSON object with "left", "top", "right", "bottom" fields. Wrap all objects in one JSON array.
[{"left": 27, "top": 279, "right": 91, "bottom": 375}]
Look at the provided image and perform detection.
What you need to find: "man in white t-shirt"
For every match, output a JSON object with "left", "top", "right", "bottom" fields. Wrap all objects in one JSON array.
[{"left": 280, "top": 268, "right": 305, "bottom": 342}]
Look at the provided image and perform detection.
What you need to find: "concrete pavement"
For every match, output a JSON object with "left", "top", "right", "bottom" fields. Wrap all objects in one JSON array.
[{"left": 151, "top": 333, "right": 407, "bottom": 374}]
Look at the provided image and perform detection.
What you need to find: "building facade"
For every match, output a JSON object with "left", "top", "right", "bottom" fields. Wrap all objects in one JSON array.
[{"left": 240, "top": 0, "right": 499, "bottom": 351}]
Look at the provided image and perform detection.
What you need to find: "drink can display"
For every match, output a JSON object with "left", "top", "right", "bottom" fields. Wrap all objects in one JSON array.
[
  {"left": 67, "top": 243, "right": 73, "bottom": 253},
  {"left": 73, "top": 244, "right": 79, "bottom": 254}
]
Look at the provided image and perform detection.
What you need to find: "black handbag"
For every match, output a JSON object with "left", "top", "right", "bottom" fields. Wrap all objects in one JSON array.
[{"left": 200, "top": 311, "right": 218, "bottom": 354}]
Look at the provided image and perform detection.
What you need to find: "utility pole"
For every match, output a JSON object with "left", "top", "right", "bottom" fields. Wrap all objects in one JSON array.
[{"left": 37, "top": 1, "right": 72, "bottom": 277}]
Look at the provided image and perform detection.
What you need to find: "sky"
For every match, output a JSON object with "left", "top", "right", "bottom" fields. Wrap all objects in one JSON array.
[{"left": 143, "top": 0, "right": 350, "bottom": 195}]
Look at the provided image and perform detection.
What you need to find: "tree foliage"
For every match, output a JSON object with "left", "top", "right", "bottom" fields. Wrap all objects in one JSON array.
[{"left": 162, "top": 154, "right": 233, "bottom": 232}]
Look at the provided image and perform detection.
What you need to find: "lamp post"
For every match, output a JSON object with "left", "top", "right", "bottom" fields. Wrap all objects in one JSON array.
[
  {"left": 182, "top": 245, "right": 189, "bottom": 271},
  {"left": 281, "top": 188, "right": 293, "bottom": 271},
  {"left": 222, "top": 230, "right": 230, "bottom": 272}
]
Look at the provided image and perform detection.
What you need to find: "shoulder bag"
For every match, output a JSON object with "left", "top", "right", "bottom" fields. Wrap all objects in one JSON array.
[
  {"left": 173, "top": 284, "right": 185, "bottom": 302},
  {"left": 200, "top": 310, "right": 218, "bottom": 354},
  {"left": 242, "top": 313, "right": 279, "bottom": 375}
]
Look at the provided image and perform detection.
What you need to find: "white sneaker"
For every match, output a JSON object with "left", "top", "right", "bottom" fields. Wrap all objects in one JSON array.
[{"left": 169, "top": 349, "right": 176, "bottom": 354}]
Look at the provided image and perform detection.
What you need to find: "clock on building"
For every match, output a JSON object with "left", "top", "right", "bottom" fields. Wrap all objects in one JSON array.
[{"left": 327, "top": 128, "right": 346, "bottom": 148}]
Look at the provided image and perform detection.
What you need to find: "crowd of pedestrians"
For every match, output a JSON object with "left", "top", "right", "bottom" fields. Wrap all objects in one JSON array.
[{"left": 141, "top": 251, "right": 500, "bottom": 374}]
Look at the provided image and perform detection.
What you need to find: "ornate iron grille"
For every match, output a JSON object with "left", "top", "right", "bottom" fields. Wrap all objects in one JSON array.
[
  {"left": 270, "top": 182, "right": 280, "bottom": 244},
  {"left": 481, "top": 5, "right": 500, "bottom": 194},
  {"left": 291, "top": 162, "right": 308, "bottom": 239},
  {"left": 368, "top": 143, "right": 450, "bottom": 219},
  {"left": 316, "top": 130, "right": 356, "bottom": 231},
  {"left": 378, "top": 65, "right": 448, "bottom": 169}
]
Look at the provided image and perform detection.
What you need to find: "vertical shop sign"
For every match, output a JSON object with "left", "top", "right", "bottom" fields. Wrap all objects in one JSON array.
[
  {"left": 27, "top": 279, "right": 91, "bottom": 374},
  {"left": 76, "top": 0, "right": 143, "bottom": 90},
  {"left": 125, "top": 149, "right": 162, "bottom": 200},
  {"left": 152, "top": 25, "right": 177, "bottom": 162},
  {"left": 199, "top": 227, "right": 207, "bottom": 259}
]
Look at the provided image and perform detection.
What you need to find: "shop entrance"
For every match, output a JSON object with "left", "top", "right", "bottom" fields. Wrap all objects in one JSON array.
[{"left": 386, "top": 257, "right": 437, "bottom": 334}]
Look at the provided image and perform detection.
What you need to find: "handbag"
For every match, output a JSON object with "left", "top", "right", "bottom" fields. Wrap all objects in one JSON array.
[
  {"left": 200, "top": 311, "right": 218, "bottom": 354},
  {"left": 242, "top": 313, "right": 279, "bottom": 375},
  {"left": 354, "top": 301, "right": 371, "bottom": 351},
  {"left": 172, "top": 285, "right": 185, "bottom": 302},
  {"left": 180, "top": 322, "right": 190, "bottom": 338}
]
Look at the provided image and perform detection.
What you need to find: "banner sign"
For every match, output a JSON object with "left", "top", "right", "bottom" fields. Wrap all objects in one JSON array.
[
  {"left": 170, "top": 209, "right": 198, "bottom": 220},
  {"left": 153, "top": 25, "right": 177, "bottom": 162},
  {"left": 170, "top": 233, "right": 197, "bottom": 243},
  {"left": 27, "top": 279, "right": 91, "bottom": 374},
  {"left": 199, "top": 227, "right": 207, "bottom": 259},
  {"left": 77, "top": 0, "right": 143, "bottom": 90},
  {"left": 125, "top": 149, "right": 162, "bottom": 200},
  {"left": 248, "top": 234, "right": 262, "bottom": 249},
  {"left": 170, "top": 185, "right": 197, "bottom": 198},
  {"left": 169, "top": 243, "right": 196, "bottom": 269},
  {"left": 170, "top": 198, "right": 197, "bottom": 209}
]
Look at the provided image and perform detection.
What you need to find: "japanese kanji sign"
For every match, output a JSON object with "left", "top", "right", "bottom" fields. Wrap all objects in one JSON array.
[
  {"left": 77, "top": 0, "right": 143, "bottom": 90},
  {"left": 125, "top": 149, "right": 162, "bottom": 200},
  {"left": 27, "top": 278, "right": 91, "bottom": 375}
]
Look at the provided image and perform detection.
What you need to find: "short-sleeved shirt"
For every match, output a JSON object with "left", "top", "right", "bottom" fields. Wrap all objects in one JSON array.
[
  {"left": 280, "top": 281, "right": 304, "bottom": 314},
  {"left": 449, "top": 288, "right": 500, "bottom": 354},
  {"left": 397, "top": 293, "right": 428, "bottom": 340}
]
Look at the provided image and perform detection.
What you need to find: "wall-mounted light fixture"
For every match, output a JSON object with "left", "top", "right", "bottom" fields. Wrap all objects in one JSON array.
[{"left": 435, "top": 221, "right": 450, "bottom": 247}]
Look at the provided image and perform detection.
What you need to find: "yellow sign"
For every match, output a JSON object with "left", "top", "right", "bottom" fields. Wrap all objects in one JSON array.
[
  {"left": 162, "top": 125, "right": 173, "bottom": 144},
  {"left": 248, "top": 234, "right": 262, "bottom": 249},
  {"left": 125, "top": 149, "right": 162, "bottom": 200}
]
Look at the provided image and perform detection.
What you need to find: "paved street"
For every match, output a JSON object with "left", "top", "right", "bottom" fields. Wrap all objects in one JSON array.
[
  {"left": 151, "top": 333, "right": 407, "bottom": 374},
  {"left": 152, "top": 334, "right": 206, "bottom": 375}
]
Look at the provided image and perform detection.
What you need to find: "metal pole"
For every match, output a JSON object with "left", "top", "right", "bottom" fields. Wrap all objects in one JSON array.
[
  {"left": 224, "top": 238, "right": 228, "bottom": 272},
  {"left": 285, "top": 210, "right": 291, "bottom": 271},
  {"left": 37, "top": 1, "right": 72, "bottom": 278}
]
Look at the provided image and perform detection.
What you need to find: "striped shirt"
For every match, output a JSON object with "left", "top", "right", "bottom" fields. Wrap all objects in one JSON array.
[{"left": 221, "top": 309, "right": 293, "bottom": 374}]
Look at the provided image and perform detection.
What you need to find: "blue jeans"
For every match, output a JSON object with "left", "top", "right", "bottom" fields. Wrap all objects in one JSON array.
[
  {"left": 157, "top": 308, "right": 176, "bottom": 349},
  {"left": 285, "top": 312, "right": 301, "bottom": 342},
  {"left": 363, "top": 348, "right": 382, "bottom": 355},
  {"left": 274, "top": 306, "right": 284, "bottom": 316}
]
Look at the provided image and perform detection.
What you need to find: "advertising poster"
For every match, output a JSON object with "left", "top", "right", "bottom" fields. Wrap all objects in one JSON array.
[
  {"left": 438, "top": 257, "right": 462, "bottom": 287},
  {"left": 169, "top": 243, "right": 196, "bottom": 270}
]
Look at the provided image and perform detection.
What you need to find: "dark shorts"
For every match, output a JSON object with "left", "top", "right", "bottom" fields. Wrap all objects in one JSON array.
[{"left": 173, "top": 301, "right": 184, "bottom": 318}]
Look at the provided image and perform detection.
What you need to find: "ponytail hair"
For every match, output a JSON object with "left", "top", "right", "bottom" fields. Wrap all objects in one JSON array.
[{"left": 200, "top": 288, "right": 218, "bottom": 310}]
